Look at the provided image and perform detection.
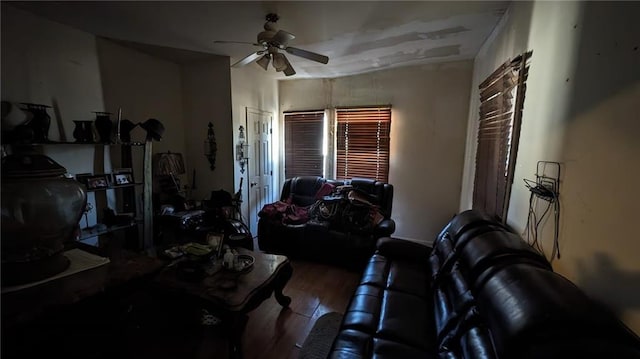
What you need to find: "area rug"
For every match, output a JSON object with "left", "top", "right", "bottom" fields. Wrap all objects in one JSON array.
[{"left": 299, "top": 312, "right": 343, "bottom": 359}]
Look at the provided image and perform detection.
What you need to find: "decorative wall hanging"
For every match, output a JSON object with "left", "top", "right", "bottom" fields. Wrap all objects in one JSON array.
[
  {"left": 236, "top": 125, "right": 248, "bottom": 174},
  {"left": 204, "top": 122, "right": 217, "bottom": 171}
]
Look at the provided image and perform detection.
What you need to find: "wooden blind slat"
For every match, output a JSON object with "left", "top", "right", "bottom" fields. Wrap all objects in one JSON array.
[
  {"left": 335, "top": 107, "right": 391, "bottom": 182},
  {"left": 473, "top": 52, "right": 531, "bottom": 222},
  {"left": 285, "top": 111, "right": 324, "bottom": 178}
]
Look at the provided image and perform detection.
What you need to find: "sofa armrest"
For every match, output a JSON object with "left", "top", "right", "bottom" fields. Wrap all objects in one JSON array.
[
  {"left": 376, "top": 237, "right": 432, "bottom": 261},
  {"left": 374, "top": 218, "right": 396, "bottom": 238}
]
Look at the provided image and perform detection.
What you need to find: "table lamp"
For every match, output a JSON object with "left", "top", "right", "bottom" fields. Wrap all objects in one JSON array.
[{"left": 154, "top": 152, "right": 186, "bottom": 193}]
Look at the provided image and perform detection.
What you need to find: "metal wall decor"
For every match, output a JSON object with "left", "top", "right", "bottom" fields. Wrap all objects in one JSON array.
[
  {"left": 204, "top": 122, "right": 217, "bottom": 170},
  {"left": 236, "top": 125, "right": 248, "bottom": 174}
]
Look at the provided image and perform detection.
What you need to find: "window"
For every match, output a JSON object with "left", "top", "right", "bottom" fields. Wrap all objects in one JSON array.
[
  {"left": 335, "top": 107, "right": 391, "bottom": 182},
  {"left": 473, "top": 52, "right": 531, "bottom": 222},
  {"left": 284, "top": 111, "right": 325, "bottom": 178}
]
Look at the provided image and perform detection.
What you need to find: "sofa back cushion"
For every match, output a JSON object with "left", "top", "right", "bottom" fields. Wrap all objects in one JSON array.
[
  {"left": 476, "top": 263, "right": 640, "bottom": 358},
  {"left": 280, "top": 176, "right": 394, "bottom": 218},
  {"left": 281, "top": 176, "right": 327, "bottom": 206},
  {"left": 350, "top": 178, "right": 393, "bottom": 217}
]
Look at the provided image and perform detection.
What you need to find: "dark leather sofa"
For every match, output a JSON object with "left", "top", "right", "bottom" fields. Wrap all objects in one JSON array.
[
  {"left": 329, "top": 209, "right": 640, "bottom": 358},
  {"left": 258, "top": 176, "right": 395, "bottom": 267}
]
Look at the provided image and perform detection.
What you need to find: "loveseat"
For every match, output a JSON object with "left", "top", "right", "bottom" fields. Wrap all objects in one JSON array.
[
  {"left": 258, "top": 176, "right": 395, "bottom": 267},
  {"left": 329, "top": 209, "right": 640, "bottom": 358}
]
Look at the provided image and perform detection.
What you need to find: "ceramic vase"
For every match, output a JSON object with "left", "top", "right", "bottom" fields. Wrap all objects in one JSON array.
[
  {"left": 94, "top": 112, "right": 112, "bottom": 143},
  {"left": 1, "top": 154, "right": 87, "bottom": 285}
]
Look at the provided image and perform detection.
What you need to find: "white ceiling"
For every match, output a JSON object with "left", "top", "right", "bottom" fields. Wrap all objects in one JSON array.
[{"left": 9, "top": 1, "right": 509, "bottom": 79}]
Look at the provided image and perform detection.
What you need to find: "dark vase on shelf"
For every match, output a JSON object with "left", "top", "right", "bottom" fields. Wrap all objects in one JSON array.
[
  {"left": 94, "top": 111, "right": 112, "bottom": 143},
  {"left": 72, "top": 120, "right": 84, "bottom": 142},
  {"left": 73, "top": 120, "right": 94, "bottom": 143},
  {"left": 21, "top": 103, "right": 51, "bottom": 143},
  {"left": 1, "top": 153, "right": 87, "bottom": 285}
]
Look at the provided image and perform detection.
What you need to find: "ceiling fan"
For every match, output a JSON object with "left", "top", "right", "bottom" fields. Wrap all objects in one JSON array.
[{"left": 214, "top": 13, "right": 329, "bottom": 76}]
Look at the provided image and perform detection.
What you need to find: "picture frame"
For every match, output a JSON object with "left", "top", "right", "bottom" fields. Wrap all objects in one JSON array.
[
  {"left": 85, "top": 174, "right": 110, "bottom": 190},
  {"left": 75, "top": 173, "right": 92, "bottom": 186},
  {"left": 113, "top": 168, "right": 134, "bottom": 186},
  {"left": 113, "top": 173, "right": 133, "bottom": 186}
]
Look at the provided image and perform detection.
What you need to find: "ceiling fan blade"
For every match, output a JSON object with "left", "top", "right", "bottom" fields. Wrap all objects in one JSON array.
[
  {"left": 256, "top": 54, "right": 271, "bottom": 71},
  {"left": 272, "top": 30, "right": 295, "bottom": 46},
  {"left": 214, "top": 40, "right": 262, "bottom": 47},
  {"left": 231, "top": 51, "right": 264, "bottom": 67},
  {"left": 281, "top": 55, "right": 296, "bottom": 76},
  {"left": 285, "top": 47, "right": 329, "bottom": 64}
]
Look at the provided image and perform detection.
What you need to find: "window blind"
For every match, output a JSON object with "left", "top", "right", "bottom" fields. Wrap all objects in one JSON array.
[
  {"left": 336, "top": 107, "right": 391, "bottom": 183},
  {"left": 284, "top": 111, "right": 324, "bottom": 178},
  {"left": 473, "top": 52, "right": 531, "bottom": 222}
]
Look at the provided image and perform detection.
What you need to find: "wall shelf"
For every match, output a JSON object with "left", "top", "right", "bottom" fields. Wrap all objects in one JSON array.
[
  {"left": 85, "top": 182, "right": 143, "bottom": 192},
  {"left": 79, "top": 220, "right": 142, "bottom": 241},
  {"left": 5, "top": 141, "right": 145, "bottom": 147}
]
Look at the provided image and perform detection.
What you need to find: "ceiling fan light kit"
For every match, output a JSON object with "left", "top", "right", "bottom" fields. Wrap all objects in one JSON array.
[
  {"left": 216, "top": 13, "right": 328, "bottom": 76},
  {"left": 256, "top": 54, "right": 271, "bottom": 70}
]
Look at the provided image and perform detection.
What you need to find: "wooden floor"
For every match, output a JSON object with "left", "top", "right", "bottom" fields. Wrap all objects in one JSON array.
[
  {"left": 188, "top": 259, "right": 361, "bottom": 359},
  {"left": 3, "top": 257, "right": 361, "bottom": 359},
  {"left": 241, "top": 260, "right": 360, "bottom": 359}
]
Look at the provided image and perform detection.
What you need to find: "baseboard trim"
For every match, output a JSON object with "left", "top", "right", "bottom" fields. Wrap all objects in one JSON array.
[{"left": 389, "top": 235, "right": 433, "bottom": 246}]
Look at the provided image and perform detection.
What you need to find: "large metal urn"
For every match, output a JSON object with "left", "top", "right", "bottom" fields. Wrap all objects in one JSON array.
[{"left": 1, "top": 153, "right": 87, "bottom": 286}]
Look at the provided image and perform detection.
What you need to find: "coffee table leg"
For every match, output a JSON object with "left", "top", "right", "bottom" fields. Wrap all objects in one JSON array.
[
  {"left": 273, "top": 261, "right": 293, "bottom": 307},
  {"left": 228, "top": 313, "right": 248, "bottom": 359}
]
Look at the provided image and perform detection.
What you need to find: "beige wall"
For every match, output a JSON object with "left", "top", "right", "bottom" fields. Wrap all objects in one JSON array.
[
  {"left": 279, "top": 61, "right": 474, "bottom": 242},
  {"left": 460, "top": 1, "right": 640, "bottom": 333},
  {"left": 2, "top": 4, "right": 236, "bottom": 207},
  {"left": 1, "top": 5, "right": 105, "bottom": 224},
  {"left": 230, "top": 66, "right": 279, "bottom": 224},
  {"left": 181, "top": 59, "right": 234, "bottom": 200},
  {"left": 1, "top": 5, "right": 104, "bottom": 154},
  {"left": 95, "top": 38, "right": 187, "bottom": 192}
]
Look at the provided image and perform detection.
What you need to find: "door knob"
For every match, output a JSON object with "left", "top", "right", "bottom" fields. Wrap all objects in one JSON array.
[{"left": 250, "top": 182, "right": 258, "bottom": 187}]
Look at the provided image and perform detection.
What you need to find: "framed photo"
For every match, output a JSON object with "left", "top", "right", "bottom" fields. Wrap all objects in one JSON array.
[
  {"left": 85, "top": 174, "right": 109, "bottom": 190},
  {"left": 75, "top": 173, "right": 92, "bottom": 186},
  {"left": 113, "top": 173, "right": 133, "bottom": 186},
  {"left": 113, "top": 168, "right": 134, "bottom": 185}
]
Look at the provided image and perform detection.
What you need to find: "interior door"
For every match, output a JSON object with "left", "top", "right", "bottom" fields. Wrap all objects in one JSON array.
[{"left": 247, "top": 108, "right": 273, "bottom": 235}]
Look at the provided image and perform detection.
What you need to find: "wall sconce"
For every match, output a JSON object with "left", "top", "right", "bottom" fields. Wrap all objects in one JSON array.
[
  {"left": 236, "top": 125, "right": 249, "bottom": 174},
  {"left": 204, "top": 122, "right": 217, "bottom": 171}
]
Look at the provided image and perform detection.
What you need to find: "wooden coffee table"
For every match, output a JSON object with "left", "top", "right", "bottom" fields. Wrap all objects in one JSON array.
[{"left": 152, "top": 248, "right": 293, "bottom": 358}]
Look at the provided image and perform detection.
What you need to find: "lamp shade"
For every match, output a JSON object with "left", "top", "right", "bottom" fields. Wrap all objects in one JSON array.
[
  {"left": 272, "top": 53, "right": 288, "bottom": 72},
  {"left": 256, "top": 54, "right": 271, "bottom": 70},
  {"left": 154, "top": 152, "right": 185, "bottom": 176}
]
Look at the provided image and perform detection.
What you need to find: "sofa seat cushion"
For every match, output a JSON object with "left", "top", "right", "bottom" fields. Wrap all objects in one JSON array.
[
  {"left": 333, "top": 249, "right": 436, "bottom": 358},
  {"left": 336, "top": 286, "right": 436, "bottom": 358},
  {"left": 377, "top": 290, "right": 435, "bottom": 349},
  {"left": 372, "top": 338, "right": 437, "bottom": 359}
]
